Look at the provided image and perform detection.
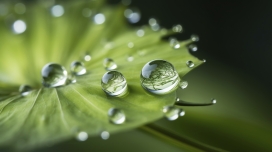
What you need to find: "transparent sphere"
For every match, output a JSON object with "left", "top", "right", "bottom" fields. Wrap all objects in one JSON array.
[
  {"left": 140, "top": 60, "right": 180, "bottom": 95},
  {"left": 101, "top": 71, "right": 127, "bottom": 97},
  {"left": 108, "top": 108, "right": 126, "bottom": 124},
  {"left": 42, "top": 63, "right": 68, "bottom": 88}
]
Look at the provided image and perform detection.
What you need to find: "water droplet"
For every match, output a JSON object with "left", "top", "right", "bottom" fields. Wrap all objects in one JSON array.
[
  {"left": 103, "top": 58, "right": 117, "bottom": 71},
  {"left": 68, "top": 75, "right": 76, "bottom": 84},
  {"left": 19, "top": 85, "right": 32, "bottom": 96},
  {"left": 186, "top": 61, "right": 195, "bottom": 68},
  {"left": 148, "top": 18, "right": 160, "bottom": 31},
  {"left": 169, "top": 38, "right": 180, "bottom": 49},
  {"left": 188, "top": 44, "right": 198, "bottom": 52},
  {"left": 76, "top": 131, "right": 88, "bottom": 141},
  {"left": 51, "top": 5, "right": 64, "bottom": 17},
  {"left": 191, "top": 34, "right": 199, "bottom": 42},
  {"left": 82, "top": 8, "right": 92, "bottom": 17},
  {"left": 41, "top": 63, "right": 68, "bottom": 88},
  {"left": 94, "top": 13, "right": 106, "bottom": 25},
  {"left": 127, "top": 56, "right": 134, "bottom": 62},
  {"left": 203, "top": 59, "right": 206, "bottom": 63},
  {"left": 136, "top": 29, "right": 145, "bottom": 37},
  {"left": 0, "top": 4, "right": 8, "bottom": 16},
  {"left": 211, "top": 98, "right": 217, "bottom": 104},
  {"left": 14, "top": 3, "right": 26, "bottom": 14},
  {"left": 163, "top": 106, "right": 180, "bottom": 121},
  {"left": 140, "top": 60, "right": 180, "bottom": 95},
  {"left": 172, "top": 24, "right": 182, "bottom": 33},
  {"left": 12, "top": 20, "right": 27, "bottom": 34},
  {"left": 179, "top": 109, "right": 185, "bottom": 117},
  {"left": 127, "top": 42, "right": 134, "bottom": 48},
  {"left": 124, "top": 8, "right": 141, "bottom": 23},
  {"left": 180, "top": 81, "right": 188, "bottom": 89},
  {"left": 84, "top": 54, "right": 92, "bottom": 62},
  {"left": 101, "top": 71, "right": 127, "bottom": 97},
  {"left": 70, "top": 61, "right": 86, "bottom": 75},
  {"left": 101, "top": 131, "right": 110, "bottom": 140},
  {"left": 108, "top": 108, "right": 126, "bottom": 124}
]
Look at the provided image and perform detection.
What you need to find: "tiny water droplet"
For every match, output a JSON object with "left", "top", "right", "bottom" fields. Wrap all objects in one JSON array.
[
  {"left": 70, "top": 61, "right": 86, "bottom": 75},
  {"left": 12, "top": 20, "right": 27, "bottom": 34},
  {"left": 76, "top": 131, "right": 88, "bottom": 141},
  {"left": 82, "top": 8, "right": 92, "bottom": 17},
  {"left": 169, "top": 38, "right": 180, "bottom": 49},
  {"left": 141, "top": 60, "right": 180, "bottom": 95},
  {"left": 67, "top": 75, "right": 76, "bottom": 84},
  {"left": 127, "top": 56, "right": 134, "bottom": 62},
  {"left": 19, "top": 85, "right": 32, "bottom": 96},
  {"left": 188, "top": 44, "right": 198, "bottom": 52},
  {"left": 42, "top": 63, "right": 68, "bottom": 88},
  {"left": 108, "top": 108, "right": 126, "bottom": 124},
  {"left": 94, "top": 13, "right": 106, "bottom": 24},
  {"left": 172, "top": 24, "right": 182, "bottom": 33},
  {"left": 148, "top": 18, "right": 160, "bottom": 31},
  {"left": 186, "top": 61, "right": 195, "bottom": 68},
  {"left": 163, "top": 106, "right": 180, "bottom": 121},
  {"left": 103, "top": 58, "right": 117, "bottom": 70},
  {"left": 202, "top": 59, "right": 206, "bottom": 63},
  {"left": 51, "top": 5, "right": 64, "bottom": 17},
  {"left": 84, "top": 54, "right": 92, "bottom": 62},
  {"left": 191, "top": 34, "right": 199, "bottom": 42},
  {"left": 211, "top": 98, "right": 217, "bottom": 104},
  {"left": 176, "top": 97, "right": 180, "bottom": 102},
  {"left": 124, "top": 8, "right": 141, "bottom": 23},
  {"left": 101, "top": 71, "right": 127, "bottom": 97},
  {"left": 180, "top": 81, "right": 188, "bottom": 89},
  {"left": 179, "top": 109, "right": 185, "bottom": 117},
  {"left": 101, "top": 131, "right": 110, "bottom": 140},
  {"left": 127, "top": 42, "right": 134, "bottom": 48},
  {"left": 136, "top": 29, "right": 145, "bottom": 37},
  {"left": 14, "top": 3, "right": 26, "bottom": 14}
]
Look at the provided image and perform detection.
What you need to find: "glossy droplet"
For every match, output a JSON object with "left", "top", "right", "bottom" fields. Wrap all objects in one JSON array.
[
  {"left": 70, "top": 61, "right": 86, "bottom": 75},
  {"left": 103, "top": 58, "right": 117, "bottom": 70},
  {"left": 12, "top": 20, "right": 27, "bottom": 34},
  {"left": 51, "top": 5, "right": 64, "bottom": 17},
  {"left": 42, "top": 63, "right": 68, "bottom": 88},
  {"left": 127, "top": 55, "right": 134, "bottom": 62},
  {"left": 84, "top": 54, "right": 92, "bottom": 62},
  {"left": 191, "top": 34, "right": 199, "bottom": 42},
  {"left": 14, "top": 3, "right": 26, "bottom": 14},
  {"left": 163, "top": 106, "right": 180, "bottom": 121},
  {"left": 76, "top": 131, "right": 88, "bottom": 141},
  {"left": 101, "top": 131, "right": 110, "bottom": 140},
  {"left": 94, "top": 13, "right": 106, "bottom": 24},
  {"left": 82, "top": 8, "right": 92, "bottom": 17},
  {"left": 101, "top": 71, "right": 127, "bottom": 97},
  {"left": 124, "top": 8, "right": 141, "bottom": 23},
  {"left": 188, "top": 44, "right": 198, "bottom": 52},
  {"left": 169, "top": 38, "right": 180, "bottom": 49},
  {"left": 172, "top": 24, "right": 182, "bottom": 33},
  {"left": 108, "top": 108, "right": 126, "bottom": 124},
  {"left": 136, "top": 29, "right": 145, "bottom": 37},
  {"left": 211, "top": 98, "right": 217, "bottom": 104},
  {"left": 179, "top": 109, "right": 185, "bottom": 117},
  {"left": 141, "top": 60, "right": 180, "bottom": 95},
  {"left": 180, "top": 81, "right": 188, "bottom": 89},
  {"left": 186, "top": 61, "right": 195, "bottom": 68},
  {"left": 127, "top": 42, "right": 134, "bottom": 48},
  {"left": 19, "top": 85, "right": 32, "bottom": 96}
]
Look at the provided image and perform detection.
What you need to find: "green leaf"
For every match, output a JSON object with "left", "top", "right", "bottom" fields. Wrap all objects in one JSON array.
[{"left": 0, "top": 0, "right": 202, "bottom": 150}]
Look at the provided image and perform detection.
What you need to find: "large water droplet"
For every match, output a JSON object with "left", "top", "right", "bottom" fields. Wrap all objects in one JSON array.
[
  {"left": 191, "top": 34, "right": 199, "bottom": 42},
  {"left": 70, "top": 61, "right": 86, "bottom": 75},
  {"left": 14, "top": 3, "right": 26, "bottom": 14},
  {"left": 42, "top": 63, "right": 68, "bottom": 88},
  {"left": 163, "top": 106, "right": 180, "bottom": 121},
  {"left": 180, "top": 81, "right": 188, "bottom": 89},
  {"left": 101, "top": 131, "right": 110, "bottom": 140},
  {"left": 12, "top": 20, "right": 27, "bottom": 34},
  {"left": 103, "top": 58, "right": 117, "bottom": 70},
  {"left": 51, "top": 5, "right": 64, "bottom": 17},
  {"left": 124, "top": 8, "right": 141, "bottom": 23},
  {"left": 101, "top": 71, "right": 128, "bottom": 97},
  {"left": 188, "top": 44, "right": 198, "bottom": 52},
  {"left": 186, "top": 61, "right": 195, "bottom": 68},
  {"left": 108, "top": 108, "right": 126, "bottom": 124},
  {"left": 76, "top": 131, "right": 88, "bottom": 141},
  {"left": 94, "top": 13, "right": 106, "bottom": 25},
  {"left": 169, "top": 38, "right": 180, "bottom": 49},
  {"left": 140, "top": 60, "right": 180, "bottom": 95},
  {"left": 172, "top": 24, "right": 182, "bottom": 33},
  {"left": 19, "top": 85, "right": 32, "bottom": 96}
]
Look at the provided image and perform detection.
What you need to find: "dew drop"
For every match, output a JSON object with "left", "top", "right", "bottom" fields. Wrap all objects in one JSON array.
[
  {"left": 141, "top": 60, "right": 180, "bottom": 95},
  {"left": 101, "top": 71, "right": 128, "bottom": 97},
  {"left": 211, "top": 98, "right": 217, "bottom": 104},
  {"left": 12, "top": 20, "right": 27, "bottom": 34},
  {"left": 41, "top": 63, "right": 68, "bottom": 88},
  {"left": 186, "top": 61, "right": 195, "bottom": 68},
  {"left": 127, "top": 42, "right": 134, "bottom": 48},
  {"left": 67, "top": 74, "right": 76, "bottom": 84},
  {"left": 84, "top": 54, "right": 92, "bottom": 62},
  {"left": 169, "top": 38, "right": 180, "bottom": 49},
  {"left": 19, "top": 85, "right": 32, "bottom": 96},
  {"left": 94, "top": 13, "right": 106, "bottom": 25},
  {"left": 179, "top": 81, "right": 188, "bottom": 89},
  {"left": 127, "top": 56, "right": 134, "bottom": 62},
  {"left": 51, "top": 5, "right": 64, "bottom": 17},
  {"left": 124, "top": 8, "right": 141, "bottom": 23},
  {"left": 172, "top": 24, "right": 182, "bottom": 33},
  {"left": 136, "top": 29, "right": 145, "bottom": 37},
  {"left": 203, "top": 59, "right": 206, "bottom": 63},
  {"left": 179, "top": 109, "right": 185, "bottom": 117},
  {"left": 82, "top": 8, "right": 92, "bottom": 17},
  {"left": 148, "top": 18, "right": 160, "bottom": 31},
  {"left": 76, "top": 131, "right": 88, "bottom": 141},
  {"left": 108, "top": 108, "right": 126, "bottom": 124},
  {"left": 14, "top": 3, "right": 26, "bottom": 14},
  {"left": 101, "top": 131, "right": 110, "bottom": 140},
  {"left": 188, "top": 44, "right": 198, "bottom": 52},
  {"left": 103, "top": 58, "right": 117, "bottom": 71},
  {"left": 163, "top": 106, "right": 180, "bottom": 121},
  {"left": 191, "top": 34, "right": 199, "bottom": 42},
  {"left": 70, "top": 61, "right": 86, "bottom": 75}
]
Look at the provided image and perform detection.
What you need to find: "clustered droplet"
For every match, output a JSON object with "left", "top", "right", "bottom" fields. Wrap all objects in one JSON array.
[{"left": 163, "top": 106, "right": 185, "bottom": 121}]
